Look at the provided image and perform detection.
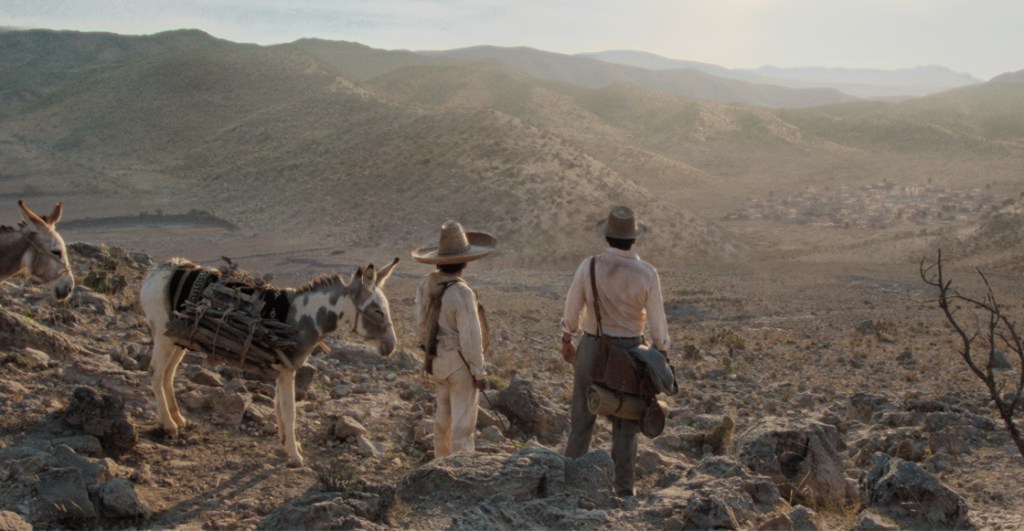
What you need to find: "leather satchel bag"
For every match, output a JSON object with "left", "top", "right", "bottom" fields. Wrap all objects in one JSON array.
[{"left": 587, "top": 257, "right": 658, "bottom": 397}]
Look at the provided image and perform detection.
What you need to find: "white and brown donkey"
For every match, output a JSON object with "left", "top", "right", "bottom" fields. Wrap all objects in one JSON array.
[
  {"left": 140, "top": 257, "right": 398, "bottom": 467},
  {"left": 0, "top": 200, "right": 74, "bottom": 300}
]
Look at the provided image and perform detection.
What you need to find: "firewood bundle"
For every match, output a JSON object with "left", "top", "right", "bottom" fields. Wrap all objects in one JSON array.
[{"left": 164, "top": 281, "right": 299, "bottom": 374}]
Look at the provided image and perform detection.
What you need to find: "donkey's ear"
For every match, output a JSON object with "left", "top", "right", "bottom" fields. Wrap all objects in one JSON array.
[
  {"left": 361, "top": 264, "right": 377, "bottom": 286},
  {"left": 376, "top": 257, "right": 399, "bottom": 287},
  {"left": 352, "top": 266, "right": 364, "bottom": 285},
  {"left": 45, "top": 202, "right": 63, "bottom": 225},
  {"left": 18, "top": 200, "right": 47, "bottom": 228}
]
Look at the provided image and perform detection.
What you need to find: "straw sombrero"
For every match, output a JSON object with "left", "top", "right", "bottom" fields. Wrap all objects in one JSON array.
[
  {"left": 412, "top": 220, "right": 496, "bottom": 265},
  {"left": 596, "top": 206, "right": 647, "bottom": 239}
]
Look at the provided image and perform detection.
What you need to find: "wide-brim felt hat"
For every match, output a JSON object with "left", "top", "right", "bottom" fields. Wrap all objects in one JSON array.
[
  {"left": 412, "top": 220, "right": 496, "bottom": 265},
  {"left": 596, "top": 206, "right": 647, "bottom": 239}
]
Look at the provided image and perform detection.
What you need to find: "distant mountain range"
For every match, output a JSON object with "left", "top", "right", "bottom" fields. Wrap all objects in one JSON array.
[
  {"left": 579, "top": 50, "right": 984, "bottom": 100},
  {"left": 1, "top": 28, "right": 1022, "bottom": 266},
  {"left": 422, "top": 46, "right": 858, "bottom": 109}
]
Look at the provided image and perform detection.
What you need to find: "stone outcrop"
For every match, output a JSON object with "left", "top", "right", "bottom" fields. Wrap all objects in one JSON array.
[
  {"left": 493, "top": 377, "right": 568, "bottom": 444},
  {"left": 735, "top": 416, "right": 857, "bottom": 509},
  {"left": 61, "top": 386, "right": 138, "bottom": 458},
  {"left": 860, "top": 454, "right": 971, "bottom": 529},
  {"left": 257, "top": 485, "right": 395, "bottom": 530}
]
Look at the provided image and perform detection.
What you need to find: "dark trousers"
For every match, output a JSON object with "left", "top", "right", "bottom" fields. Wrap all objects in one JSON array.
[{"left": 564, "top": 334, "right": 641, "bottom": 494}]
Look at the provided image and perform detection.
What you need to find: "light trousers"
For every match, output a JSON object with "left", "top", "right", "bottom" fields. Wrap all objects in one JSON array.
[{"left": 433, "top": 359, "right": 479, "bottom": 458}]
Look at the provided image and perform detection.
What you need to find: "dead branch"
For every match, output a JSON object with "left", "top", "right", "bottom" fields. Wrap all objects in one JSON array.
[{"left": 920, "top": 250, "right": 1024, "bottom": 461}]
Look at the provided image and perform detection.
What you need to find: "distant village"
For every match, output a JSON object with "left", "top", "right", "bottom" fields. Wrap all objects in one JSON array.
[{"left": 725, "top": 181, "right": 999, "bottom": 229}]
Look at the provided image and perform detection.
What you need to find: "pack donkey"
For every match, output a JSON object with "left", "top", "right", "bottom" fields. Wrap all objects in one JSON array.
[
  {"left": 0, "top": 200, "right": 74, "bottom": 300},
  {"left": 140, "top": 257, "right": 399, "bottom": 467}
]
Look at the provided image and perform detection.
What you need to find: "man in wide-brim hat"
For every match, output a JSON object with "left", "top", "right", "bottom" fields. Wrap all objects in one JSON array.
[
  {"left": 559, "top": 206, "right": 671, "bottom": 497},
  {"left": 413, "top": 220, "right": 496, "bottom": 458}
]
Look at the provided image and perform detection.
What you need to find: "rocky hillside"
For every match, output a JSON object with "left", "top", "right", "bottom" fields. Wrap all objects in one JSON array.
[
  {"left": 0, "top": 29, "right": 745, "bottom": 268},
  {"left": 2, "top": 241, "right": 1024, "bottom": 529},
  {"left": 2, "top": 29, "right": 1023, "bottom": 269},
  {"left": 938, "top": 193, "right": 1024, "bottom": 270}
]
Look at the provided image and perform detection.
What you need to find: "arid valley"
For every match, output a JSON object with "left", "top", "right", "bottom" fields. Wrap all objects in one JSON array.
[{"left": 1, "top": 29, "right": 1024, "bottom": 530}]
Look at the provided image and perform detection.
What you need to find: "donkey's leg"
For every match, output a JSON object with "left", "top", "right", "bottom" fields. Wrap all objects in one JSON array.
[
  {"left": 276, "top": 368, "right": 304, "bottom": 467},
  {"left": 274, "top": 378, "right": 285, "bottom": 447},
  {"left": 150, "top": 335, "right": 186, "bottom": 437},
  {"left": 163, "top": 345, "right": 190, "bottom": 430}
]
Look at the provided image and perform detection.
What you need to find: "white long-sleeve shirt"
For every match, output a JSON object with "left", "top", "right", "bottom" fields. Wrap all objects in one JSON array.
[
  {"left": 415, "top": 272, "right": 486, "bottom": 379},
  {"left": 561, "top": 247, "right": 671, "bottom": 352}
]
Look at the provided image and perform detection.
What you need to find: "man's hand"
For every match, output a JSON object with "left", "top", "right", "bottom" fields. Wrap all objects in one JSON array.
[
  {"left": 473, "top": 378, "right": 487, "bottom": 391},
  {"left": 561, "top": 339, "right": 576, "bottom": 364}
]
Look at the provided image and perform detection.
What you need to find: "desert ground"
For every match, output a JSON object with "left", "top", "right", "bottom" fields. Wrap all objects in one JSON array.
[{"left": 2, "top": 216, "right": 1023, "bottom": 530}]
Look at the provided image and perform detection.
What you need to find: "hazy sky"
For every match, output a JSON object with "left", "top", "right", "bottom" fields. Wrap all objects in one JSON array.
[{"left": 2, "top": 0, "right": 1021, "bottom": 80}]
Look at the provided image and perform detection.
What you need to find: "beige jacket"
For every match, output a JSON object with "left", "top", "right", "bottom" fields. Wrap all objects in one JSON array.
[
  {"left": 561, "top": 247, "right": 671, "bottom": 352},
  {"left": 415, "top": 272, "right": 486, "bottom": 379}
]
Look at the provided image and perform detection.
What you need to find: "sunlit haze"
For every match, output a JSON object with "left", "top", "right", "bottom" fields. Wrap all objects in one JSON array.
[{"left": 2, "top": 0, "right": 1021, "bottom": 80}]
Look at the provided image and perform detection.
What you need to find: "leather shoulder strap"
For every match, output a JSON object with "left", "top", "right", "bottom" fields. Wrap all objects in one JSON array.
[{"left": 589, "top": 256, "right": 603, "bottom": 335}]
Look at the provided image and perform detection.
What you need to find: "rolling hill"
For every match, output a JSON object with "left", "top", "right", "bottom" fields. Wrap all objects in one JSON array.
[
  {"left": 421, "top": 45, "right": 858, "bottom": 109},
  {"left": 0, "top": 29, "right": 746, "bottom": 267},
  {"left": 2, "top": 29, "right": 1023, "bottom": 268}
]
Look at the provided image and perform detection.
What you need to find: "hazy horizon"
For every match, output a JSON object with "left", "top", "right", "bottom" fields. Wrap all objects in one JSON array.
[{"left": 2, "top": 0, "right": 1021, "bottom": 81}]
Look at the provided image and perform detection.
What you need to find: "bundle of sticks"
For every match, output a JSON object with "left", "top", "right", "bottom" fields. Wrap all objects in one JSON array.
[{"left": 163, "top": 262, "right": 299, "bottom": 374}]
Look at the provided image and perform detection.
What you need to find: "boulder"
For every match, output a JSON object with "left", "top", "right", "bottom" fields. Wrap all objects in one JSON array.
[
  {"left": 0, "top": 306, "right": 83, "bottom": 357},
  {"left": 854, "top": 509, "right": 900, "bottom": 530},
  {"left": 0, "top": 378, "right": 30, "bottom": 398},
  {"left": 333, "top": 415, "right": 368, "bottom": 440},
  {"left": 257, "top": 485, "right": 394, "bottom": 530},
  {"left": 679, "top": 492, "right": 740, "bottom": 529},
  {"left": 51, "top": 444, "right": 132, "bottom": 485},
  {"left": 357, "top": 435, "right": 385, "bottom": 458},
  {"left": 847, "top": 392, "right": 890, "bottom": 423},
  {"left": 70, "top": 285, "right": 114, "bottom": 315},
  {"left": 98, "top": 478, "right": 151, "bottom": 519},
  {"left": 32, "top": 467, "right": 97, "bottom": 526},
  {"left": 181, "top": 365, "right": 224, "bottom": 387},
  {"left": 7, "top": 347, "right": 51, "bottom": 370},
  {"left": 209, "top": 388, "right": 251, "bottom": 426},
  {"left": 51, "top": 435, "right": 104, "bottom": 457},
  {"left": 693, "top": 456, "right": 783, "bottom": 516},
  {"left": 735, "top": 416, "right": 856, "bottom": 509},
  {"left": 755, "top": 511, "right": 792, "bottom": 530},
  {"left": 451, "top": 491, "right": 610, "bottom": 529},
  {"left": 789, "top": 505, "right": 820, "bottom": 531},
  {"left": 398, "top": 446, "right": 613, "bottom": 506},
  {"left": 493, "top": 377, "right": 567, "bottom": 444},
  {"left": 68, "top": 242, "right": 108, "bottom": 259},
  {"left": 478, "top": 425, "right": 506, "bottom": 446},
  {"left": 61, "top": 387, "right": 138, "bottom": 458},
  {"left": 860, "top": 454, "right": 970, "bottom": 529},
  {"left": 649, "top": 456, "right": 783, "bottom": 529}
]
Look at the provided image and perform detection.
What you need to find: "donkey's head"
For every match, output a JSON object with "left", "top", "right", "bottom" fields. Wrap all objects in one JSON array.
[
  {"left": 347, "top": 257, "right": 399, "bottom": 356},
  {"left": 18, "top": 200, "right": 74, "bottom": 300}
]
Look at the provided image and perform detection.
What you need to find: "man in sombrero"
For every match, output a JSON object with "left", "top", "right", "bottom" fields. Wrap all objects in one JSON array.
[
  {"left": 413, "top": 220, "right": 496, "bottom": 458},
  {"left": 559, "top": 206, "right": 671, "bottom": 497}
]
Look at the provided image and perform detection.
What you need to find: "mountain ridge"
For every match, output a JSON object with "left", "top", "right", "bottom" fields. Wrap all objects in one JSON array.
[{"left": 581, "top": 49, "right": 984, "bottom": 99}]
